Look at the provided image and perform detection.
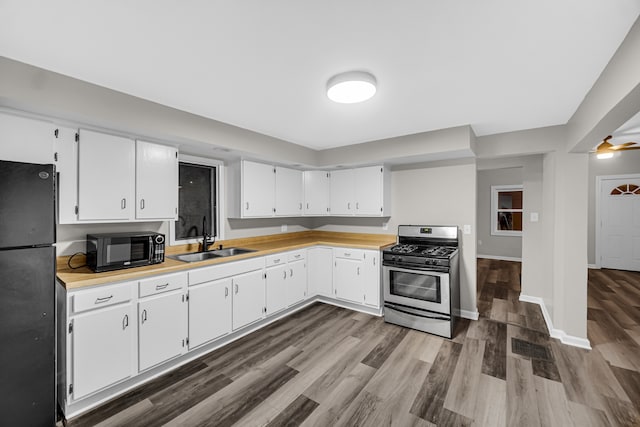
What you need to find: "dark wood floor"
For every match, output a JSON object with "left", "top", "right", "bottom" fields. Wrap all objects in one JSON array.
[{"left": 67, "top": 260, "right": 640, "bottom": 426}]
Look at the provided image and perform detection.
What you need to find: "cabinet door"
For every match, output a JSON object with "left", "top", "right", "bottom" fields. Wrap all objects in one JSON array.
[
  {"left": 275, "top": 167, "right": 303, "bottom": 216},
  {"left": 242, "top": 161, "right": 275, "bottom": 217},
  {"left": 308, "top": 247, "right": 333, "bottom": 297},
  {"left": 333, "top": 258, "right": 363, "bottom": 304},
  {"left": 354, "top": 166, "right": 383, "bottom": 216},
  {"left": 232, "top": 269, "right": 265, "bottom": 330},
  {"left": 303, "top": 171, "right": 329, "bottom": 216},
  {"left": 0, "top": 112, "right": 55, "bottom": 164},
  {"left": 188, "top": 278, "right": 232, "bottom": 349},
  {"left": 71, "top": 304, "right": 133, "bottom": 400},
  {"left": 136, "top": 141, "right": 178, "bottom": 220},
  {"left": 54, "top": 127, "right": 80, "bottom": 224},
  {"left": 329, "top": 169, "right": 354, "bottom": 215},
  {"left": 265, "top": 264, "right": 288, "bottom": 315},
  {"left": 287, "top": 259, "right": 307, "bottom": 306},
  {"left": 77, "top": 129, "right": 135, "bottom": 221},
  {"left": 362, "top": 251, "right": 380, "bottom": 308},
  {"left": 138, "top": 291, "right": 187, "bottom": 371}
]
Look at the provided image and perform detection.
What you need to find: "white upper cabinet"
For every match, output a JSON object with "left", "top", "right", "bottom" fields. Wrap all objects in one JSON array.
[
  {"left": 303, "top": 171, "right": 330, "bottom": 216},
  {"left": 0, "top": 112, "right": 55, "bottom": 164},
  {"left": 329, "top": 166, "right": 390, "bottom": 217},
  {"left": 77, "top": 129, "right": 135, "bottom": 221},
  {"left": 329, "top": 169, "right": 355, "bottom": 216},
  {"left": 242, "top": 160, "right": 275, "bottom": 217},
  {"left": 54, "top": 126, "right": 80, "bottom": 224},
  {"left": 135, "top": 140, "right": 178, "bottom": 220},
  {"left": 275, "top": 166, "right": 303, "bottom": 216},
  {"left": 355, "top": 166, "right": 385, "bottom": 216}
]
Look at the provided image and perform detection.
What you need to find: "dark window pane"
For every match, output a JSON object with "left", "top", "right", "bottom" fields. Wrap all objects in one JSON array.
[
  {"left": 176, "top": 163, "right": 216, "bottom": 240},
  {"left": 497, "top": 212, "right": 523, "bottom": 231},
  {"left": 498, "top": 191, "right": 522, "bottom": 209}
]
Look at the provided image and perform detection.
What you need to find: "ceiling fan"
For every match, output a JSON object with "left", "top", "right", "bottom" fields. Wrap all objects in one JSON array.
[{"left": 595, "top": 135, "right": 640, "bottom": 159}]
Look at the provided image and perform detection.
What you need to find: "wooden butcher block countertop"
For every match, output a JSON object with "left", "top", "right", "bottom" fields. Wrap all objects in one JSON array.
[{"left": 57, "top": 230, "right": 396, "bottom": 290}]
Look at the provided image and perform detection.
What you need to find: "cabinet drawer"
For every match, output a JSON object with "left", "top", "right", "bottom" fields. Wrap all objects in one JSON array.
[
  {"left": 73, "top": 282, "right": 134, "bottom": 313},
  {"left": 265, "top": 253, "right": 286, "bottom": 267},
  {"left": 139, "top": 272, "right": 187, "bottom": 298},
  {"left": 287, "top": 250, "right": 306, "bottom": 262},
  {"left": 334, "top": 248, "right": 364, "bottom": 260}
]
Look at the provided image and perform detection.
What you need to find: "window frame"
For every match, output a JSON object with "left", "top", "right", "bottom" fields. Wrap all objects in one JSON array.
[
  {"left": 169, "top": 154, "right": 225, "bottom": 246},
  {"left": 491, "top": 184, "right": 523, "bottom": 237}
]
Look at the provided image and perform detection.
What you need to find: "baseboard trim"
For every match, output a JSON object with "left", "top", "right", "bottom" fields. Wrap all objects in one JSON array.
[
  {"left": 588, "top": 264, "right": 599, "bottom": 269},
  {"left": 455, "top": 309, "right": 479, "bottom": 320},
  {"left": 477, "top": 254, "right": 522, "bottom": 262},
  {"left": 519, "top": 294, "right": 591, "bottom": 350}
]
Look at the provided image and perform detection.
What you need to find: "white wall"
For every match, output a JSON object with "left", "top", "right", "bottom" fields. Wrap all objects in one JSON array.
[
  {"left": 587, "top": 150, "right": 640, "bottom": 265},
  {"left": 476, "top": 167, "right": 523, "bottom": 259},
  {"left": 314, "top": 159, "right": 478, "bottom": 317}
]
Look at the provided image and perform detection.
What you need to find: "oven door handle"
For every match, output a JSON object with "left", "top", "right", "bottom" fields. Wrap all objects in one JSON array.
[{"left": 386, "top": 304, "right": 450, "bottom": 321}]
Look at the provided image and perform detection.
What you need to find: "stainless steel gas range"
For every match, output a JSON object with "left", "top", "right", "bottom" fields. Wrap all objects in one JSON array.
[{"left": 382, "top": 225, "right": 460, "bottom": 338}]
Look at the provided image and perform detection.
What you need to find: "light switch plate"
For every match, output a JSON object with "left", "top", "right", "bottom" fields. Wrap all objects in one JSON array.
[
  {"left": 463, "top": 224, "right": 471, "bottom": 235},
  {"left": 530, "top": 212, "right": 539, "bottom": 222}
]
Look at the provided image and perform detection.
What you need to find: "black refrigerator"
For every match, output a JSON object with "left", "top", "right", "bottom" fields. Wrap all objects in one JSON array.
[{"left": 0, "top": 160, "right": 56, "bottom": 426}]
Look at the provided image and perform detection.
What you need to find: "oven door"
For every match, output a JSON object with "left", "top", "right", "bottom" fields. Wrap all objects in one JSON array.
[{"left": 383, "top": 265, "right": 450, "bottom": 314}]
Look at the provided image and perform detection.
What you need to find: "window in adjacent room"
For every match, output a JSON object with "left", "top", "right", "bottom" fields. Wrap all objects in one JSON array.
[
  {"left": 170, "top": 155, "right": 224, "bottom": 245},
  {"left": 491, "top": 185, "right": 523, "bottom": 236}
]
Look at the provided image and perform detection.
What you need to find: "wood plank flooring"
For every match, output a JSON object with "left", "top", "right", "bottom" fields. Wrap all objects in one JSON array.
[{"left": 66, "top": 260, "right": 640, "bottom": 426}]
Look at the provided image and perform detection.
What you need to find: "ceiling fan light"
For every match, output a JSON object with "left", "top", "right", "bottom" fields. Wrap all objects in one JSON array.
[
  {"left": 327, "top": 71, "right": 377, "bottom": 104},
  {"left": 596, "top": 152, "right": 614, "bottom": 159}
]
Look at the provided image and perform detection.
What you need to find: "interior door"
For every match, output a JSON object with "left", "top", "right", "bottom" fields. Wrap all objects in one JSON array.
[{"left": 600, "top": 176, "right": 640, "bottom": 271}]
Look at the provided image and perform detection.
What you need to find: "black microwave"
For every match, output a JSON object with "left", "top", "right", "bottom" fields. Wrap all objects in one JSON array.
[{"left": 86, "top": 232, "right": 165, "bottom": 272}]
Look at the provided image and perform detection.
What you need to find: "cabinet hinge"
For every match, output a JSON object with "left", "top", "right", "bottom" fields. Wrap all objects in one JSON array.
[
  {"left": 381, "top": 167, "right": 383, "bottom": 173},
  {"left": 54, "top": 128, "right": 59, "bottom": 138},
  {"left": 74, "top": 206, "right": 79, "bottom": 215},
  {"left": 185, "top": 292, "right": 189, "bottom": 301},
  {"left": 263, "top": 273, "right": 267, "bottom": 279},
  {"left": 175, "top": 152, "right": 178, "bottom": 158},
  {"left": 273, "top": 208, "right": 276, "bottom": 213},
  {"left": 186, "top": 337, "right": 189, "bottom": 346},
  {"left": 273, "top": 168, "right": 276, "bottom": 173},
  {"left": 75, "top": 132, "right": 79, "bottom": 142},
  {"left": 68, "top": 322, "right": 73, "bottom": 334},
  {"left": 54, "top": 152, "right": 58, "bottom": 162},
  {"left": 380, "top": 207, "right": 383, "bottom": 212},
  {"left": 68, "top": 384, "right": 73, "bottom": 395},
  {"left": 263, "top": 307, "right": 267, "bottom": 314}
]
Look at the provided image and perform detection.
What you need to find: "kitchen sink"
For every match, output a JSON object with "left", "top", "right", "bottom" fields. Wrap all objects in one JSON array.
[{"left": 168, "top": 247, "right": 256, "bottom": 263}]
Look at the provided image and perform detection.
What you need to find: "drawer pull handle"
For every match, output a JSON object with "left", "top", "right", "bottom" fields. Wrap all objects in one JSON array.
[
  {"left": 123, "top": 314, "right": 129, "bottom": 330},
  {"left": 344, "top": 253, "right": 351, "bottom": 257},
  {"left": 156, "top": 283, "right": 169, "bottom": 290},
  {"left": 141, "top": 309, "right": 148, "bottom": 324},
  {"left": 95, "top": 295, "right": 113, "bottom": 304},
  {"left": 274, "top": 259, "right": 280, "bottom": 263},
  {"left": 294, "top": 254, "right": 301, "bottom": 259},
  {"left": 225, "top": 287, "right": 229, "bottom": 297}
]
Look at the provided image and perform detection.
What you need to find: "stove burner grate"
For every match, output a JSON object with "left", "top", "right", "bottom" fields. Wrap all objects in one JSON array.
[{"left": 390, "top": 244, "right": 418, "bottom": 254}]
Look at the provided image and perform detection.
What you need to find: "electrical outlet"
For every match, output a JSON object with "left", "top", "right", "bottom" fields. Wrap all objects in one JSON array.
[
  {"left": 478, "top": 240, "right": 483, "bottom": 245},
  {"left": 463, "top": 224, "right": 471, "bottom": 235},
  {"left": 530, "top": 212, "right": 539, "bottom": 222},
  {"left": 281, "top": 224, "right": 288, "bottom": 232}
]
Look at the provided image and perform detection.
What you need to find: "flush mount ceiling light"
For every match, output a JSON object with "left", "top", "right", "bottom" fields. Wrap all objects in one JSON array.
[{"left": 327, "top": 71, "right": 377, "bottom": 104}]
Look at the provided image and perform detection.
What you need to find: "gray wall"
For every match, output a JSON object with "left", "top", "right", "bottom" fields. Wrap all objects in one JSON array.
[
  {"left": 587, "top": 149, "right": 640, "bottom": 265},
  {"left": 476, "top": 167, "right": 523, "bottom": 259}
]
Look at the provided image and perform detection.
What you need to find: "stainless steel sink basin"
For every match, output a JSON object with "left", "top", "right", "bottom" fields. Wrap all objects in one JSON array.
[
  {"left": 210, "top": 247, "right": 257, "bottom": 257},
  {"left": 168, "top": 247, "right": 257, "bottom": 263}
]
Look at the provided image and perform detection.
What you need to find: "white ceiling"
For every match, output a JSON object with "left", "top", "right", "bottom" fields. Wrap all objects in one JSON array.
[{"left": 1, "top": 1, "right": 639, "bottom": 150}]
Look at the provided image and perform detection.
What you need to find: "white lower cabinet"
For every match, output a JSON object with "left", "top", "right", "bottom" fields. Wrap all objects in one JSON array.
[
  {"left": 70, "top": 303, "right": 135, "bottom": 401},
  {"left": 308, "top": 247, "right": 333, "bottom": 297},
  {"left": 287, "top": 258, "right": 307, "bottom": 306},
  {"left": 266, "top": 263, "right": 288, "bottom": 315},
  {"left": 332, "top": 248, "right": 380, "bottom": 308},
  {"left": 138, "top": 290, "right": 188, "bottom": 371},
  {"left": 188, "top": 278, "right": 232, "bottom": 349},
  {"left": 232, "top": 269, "right": 266, "bottom": 330}
]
